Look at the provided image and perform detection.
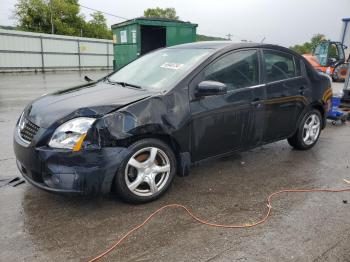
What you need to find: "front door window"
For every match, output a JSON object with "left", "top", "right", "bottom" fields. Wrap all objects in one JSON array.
[{"left": 202, "top": 49, "right": 259, "bottom": 90}]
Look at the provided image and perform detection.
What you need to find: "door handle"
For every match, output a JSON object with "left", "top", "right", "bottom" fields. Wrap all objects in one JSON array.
[
  {"left": 251, "top": 98, "right": 263, "bottom": 108},
  {"left": 299, "top": 85, "right": 306, "bottom": 95}
]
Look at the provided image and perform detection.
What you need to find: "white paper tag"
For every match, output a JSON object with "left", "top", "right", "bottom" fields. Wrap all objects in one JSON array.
[{"left": 160, "top": 63, "right": 184, "bottom": 70}]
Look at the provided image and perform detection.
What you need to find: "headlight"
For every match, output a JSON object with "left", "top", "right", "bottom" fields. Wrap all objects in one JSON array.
[{"left": 48, "top": 117, "right": 96, "bottom": 151}]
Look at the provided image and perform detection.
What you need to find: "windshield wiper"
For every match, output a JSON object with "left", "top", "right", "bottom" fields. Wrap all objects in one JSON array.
[
  {"left": 116, "top": 81, "right": 142, "bottom": 89},
  {"left": 104, "top": 77, "right": 142, "bottom": 89}
]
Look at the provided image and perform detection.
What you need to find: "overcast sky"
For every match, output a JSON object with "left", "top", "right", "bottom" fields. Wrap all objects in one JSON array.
[{"left": 1, "top": 0, "right": 349, "bottom": 47}]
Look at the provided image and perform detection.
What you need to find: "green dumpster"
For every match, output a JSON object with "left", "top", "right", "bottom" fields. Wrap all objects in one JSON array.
[{"left": 111, "top": 17, "right": 198, "bottom": 70}]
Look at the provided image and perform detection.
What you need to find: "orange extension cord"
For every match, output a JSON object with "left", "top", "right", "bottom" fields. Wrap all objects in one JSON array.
[{"left": 88, "top": 182, "right": 350, "bottom": 262}]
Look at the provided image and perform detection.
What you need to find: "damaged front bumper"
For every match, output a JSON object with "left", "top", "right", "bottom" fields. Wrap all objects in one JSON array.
[{"left": 13, "top": 131, "right": 129, "bottom": 195}]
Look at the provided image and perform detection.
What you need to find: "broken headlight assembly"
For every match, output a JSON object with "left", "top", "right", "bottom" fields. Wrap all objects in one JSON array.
[{"left": 48, "top": 117, "right": 96, "bottom": 151}]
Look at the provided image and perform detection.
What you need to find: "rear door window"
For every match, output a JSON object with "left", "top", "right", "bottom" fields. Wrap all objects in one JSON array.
[{"left": 263, "top": 50, "right": 296, "bottom": 82}]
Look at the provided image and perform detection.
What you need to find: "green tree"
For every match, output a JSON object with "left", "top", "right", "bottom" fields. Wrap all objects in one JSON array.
[
  {"left": 14, "top": 0, "right": 85, "bottom": 36},
  {"left": 290, "top": 34, "right": 326, "bottom": 54},
  {"left": 143, "top": 7, "right": 179, "bottom": 20},
  {"left": 83, "top": 11, "right": 112, "bottom": 39},
  {"left": 196, "top": 34, "right": 226, "bottom": 41},
  {"left": 14, "top": 0, "right": 112, "bottom": 39},
  {"left": 14, "top": 0, "right": 50, "bottom": 33}
]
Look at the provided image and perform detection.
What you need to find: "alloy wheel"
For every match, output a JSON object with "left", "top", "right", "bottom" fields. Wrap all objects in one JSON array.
[
  {"left": 125, "top": 147, "right": 171, "bottom": 197},
  {"left": 302, "top": 114, "right": 321, "bottom": 146}
]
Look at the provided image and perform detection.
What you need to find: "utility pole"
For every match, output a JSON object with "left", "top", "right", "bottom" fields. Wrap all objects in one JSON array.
[
  {"left": 226, "top": 33, "right": 233, "bottom": 40},
  {"left": 50, "top": 0, "right": 54, "bottom": 34}
]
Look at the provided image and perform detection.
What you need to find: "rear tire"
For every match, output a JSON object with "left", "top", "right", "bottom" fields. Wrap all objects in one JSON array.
[
  {"left": 113, "top": 138, "right": 176, "bottom": 204},
  {"left": 287, "top": 109, "right": 322, "bottom": 150},
  {"left": 332, "top": 63, "right": 348, "bottom": 82}
]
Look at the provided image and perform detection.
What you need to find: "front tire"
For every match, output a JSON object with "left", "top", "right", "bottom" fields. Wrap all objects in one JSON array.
[
  {"left": 288, "top": 109, "right": 322, "bottom": 150},
  {"left": 114, "top": 138, "right": 176, "bottom": 203}
]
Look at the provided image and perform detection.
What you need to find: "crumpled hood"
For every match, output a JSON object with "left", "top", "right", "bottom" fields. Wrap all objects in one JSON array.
[{"left": 26, "top": 81, "right": 154, "bottom": 128}]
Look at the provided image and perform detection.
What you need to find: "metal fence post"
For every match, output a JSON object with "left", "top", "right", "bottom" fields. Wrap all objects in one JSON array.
[
  {"left": 40, "top": 36, "right": 45, "bottom": 72},
  {"left": 106, "top": 42, "right": 109, "bottom": 69},
  {"left": 77, "top": 39, "right": 81, "bottom": 71}
]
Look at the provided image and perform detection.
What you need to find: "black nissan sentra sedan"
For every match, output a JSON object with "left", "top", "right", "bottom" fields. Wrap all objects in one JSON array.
[{"left": 14, "top": 42, "right": 332, "bottom": 203}]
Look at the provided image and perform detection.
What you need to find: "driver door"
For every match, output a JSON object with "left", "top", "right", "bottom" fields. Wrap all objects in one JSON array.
[{"left": 189, "top": 49, "right": 265, "bottom": 161}]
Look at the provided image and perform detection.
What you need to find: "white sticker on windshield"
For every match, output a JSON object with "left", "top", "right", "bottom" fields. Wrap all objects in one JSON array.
[{"left": 160, "top": 63, "right": 184, "bottom": 70}]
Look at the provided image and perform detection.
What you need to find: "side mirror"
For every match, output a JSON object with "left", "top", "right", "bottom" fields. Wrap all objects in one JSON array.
[
  {"left": 84, "top": 76, "right": 93, "bottom": 82},
  {"left": 196, "top": 81, "right": 227, "bottom": 97}
]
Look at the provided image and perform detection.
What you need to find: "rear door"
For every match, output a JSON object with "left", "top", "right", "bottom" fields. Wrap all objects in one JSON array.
[
  {"left": 189, "top": 49, "right": 265, "bottom": 161},
  {"left": 262, "top": 49, "right": 308, "bottom": 142}
]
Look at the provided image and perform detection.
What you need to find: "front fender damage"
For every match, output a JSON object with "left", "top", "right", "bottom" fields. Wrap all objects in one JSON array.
[
  {"left": 95, "top": 93, "right": 189, "bottom": 146},
  {"left": 92, "top": 92, "right": 192, "bottom": 180}
]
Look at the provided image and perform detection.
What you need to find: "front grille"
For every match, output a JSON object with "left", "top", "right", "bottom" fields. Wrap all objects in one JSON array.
[{"left": 19, "top": 118, "right": 40, "bottom": 143}]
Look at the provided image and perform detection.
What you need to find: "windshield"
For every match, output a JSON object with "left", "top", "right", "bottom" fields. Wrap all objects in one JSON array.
[
  {"left": 314, "top": 42, "right": 329, "bottom": 66},
  {"left": 108, "top": 48, "right": 213, "bottom": 91}
]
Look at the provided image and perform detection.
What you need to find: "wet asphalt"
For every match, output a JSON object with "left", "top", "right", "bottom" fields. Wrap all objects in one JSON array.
[{"left": 0, "top": 71, "right": 349, "bottom": 262}]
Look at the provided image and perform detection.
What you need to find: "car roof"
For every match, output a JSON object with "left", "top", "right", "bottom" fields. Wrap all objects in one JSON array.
[
  {"left": 168, "top": 41, "right": 235, "bottom": 49},
  {"left": 169, "top": 41, "right": 296, "bottom": 55},
  {"left": 169, "top": 41, "right": 263, "bottom": 49}
]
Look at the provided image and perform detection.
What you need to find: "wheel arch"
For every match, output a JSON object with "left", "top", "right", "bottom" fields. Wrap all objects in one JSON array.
[
  {"left": 125, "top": 133, "right": 182, "bottom": 156},
  {"left": 287, "top": 104, "right": 324, "bottom": 150},
  {"left": 310, "top": 102, "right": 326, "bottom": 129},
  {"left": 111, "top": 132, "right": 190, "bottom": 186},
  {"left": 293, "top": 102, "right": 326, "bottom": 137}
]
